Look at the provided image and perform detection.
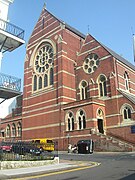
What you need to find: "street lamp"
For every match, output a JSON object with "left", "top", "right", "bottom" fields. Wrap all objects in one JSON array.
[{"left": 67, "top": 133, "right": 70, "bottom": 153}]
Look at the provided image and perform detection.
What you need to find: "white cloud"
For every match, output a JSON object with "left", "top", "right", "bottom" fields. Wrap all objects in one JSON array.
[{"left": 0, "top": 97, "right": 16, "bottom": 118}]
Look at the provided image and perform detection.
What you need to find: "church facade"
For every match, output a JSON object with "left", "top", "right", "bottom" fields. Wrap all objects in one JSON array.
[{"left": 1, "top": 6, "right": 135, "bottom": 150}]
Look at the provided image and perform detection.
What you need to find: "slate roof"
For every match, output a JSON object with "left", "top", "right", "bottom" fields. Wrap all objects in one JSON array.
[
  {"left": 65, "top": 22, "right": 135, "bottom": 71},
  {"left": 118, "top": 89, "right": 135, "bottom": 104},
  {"left": 101, "top": 44, "right": 135, "bottom": 71},
  {"left": 46, "top": 8, "right": 135, "bottom": 71}
]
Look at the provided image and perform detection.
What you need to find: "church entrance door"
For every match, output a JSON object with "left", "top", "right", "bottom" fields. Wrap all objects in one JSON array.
[{"left": 97, "top": 119, "right": 104, "bottom": 134}]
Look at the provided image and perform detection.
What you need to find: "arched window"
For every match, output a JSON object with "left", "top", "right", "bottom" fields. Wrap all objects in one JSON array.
[
  {"left": 33, "top": 75, "right": 37, "bottom": 91},
  {"left": 120, "top": 104, "right": 133, "bottom": 122},
  {"left": 66, "top": 112, "right": 74, "bottom": 131},
  {"left": 6, "top": 124, "right": 10, "bottom": 137},
  {"left": 123, "top": 107, "right": 131, "bottom": 120},
  {"left": 77, "top": 109, "right": 86, "bottom": 130},
  {"left": 97, "top": 108, "right": 104, "bottom": 134},
  {"left": 33, "top": 42, "right": 54, "bottom": 92},
  {"left": 98, "top": 75, "right": 107, "bottom": 97},
  {"left": 50, "top": 68, "right": 54, "bottom": 85},
  {"left": 124, "top": 72, "right": 129, "bottom": 91},
  {"left": 44, "top": 74, "right": 48, "bottom": 87},
  {"left": 79, "top": 81, "right": 88, "bottom": 100},
  {"left": 12, "top": 123, "right": 16, "bottom": 137},
  {"left": 17, "top": 122, "right": 22, "bottom": 137},
  {"left": 38, "top": 76, "right": 42, "bottom": 89}
]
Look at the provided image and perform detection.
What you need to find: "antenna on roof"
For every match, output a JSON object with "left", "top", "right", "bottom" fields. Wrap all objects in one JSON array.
[
  {"left": 131, "top": 27, "right": 135, "bottom": 62},
  {"left": 133, "top": 34, "right": 135, "bottom": 63},
  {"left": 87, "top": 25, "right": 90, "bottom": 34}
]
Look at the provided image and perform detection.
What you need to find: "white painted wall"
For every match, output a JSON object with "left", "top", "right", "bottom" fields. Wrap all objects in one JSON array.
[{"left": 0, "top": 0, "right": 14, "bottom": 21}]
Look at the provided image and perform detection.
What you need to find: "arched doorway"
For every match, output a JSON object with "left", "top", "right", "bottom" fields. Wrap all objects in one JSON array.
[
  {"left": 97, "top": 109, "right": 104, "bottom": 134},
  {"left": 97, "top": 119, "right": 104, "bottom": 134}
]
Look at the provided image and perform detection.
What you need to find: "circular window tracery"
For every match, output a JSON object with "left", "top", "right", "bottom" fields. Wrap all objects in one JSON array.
[
  {"left": 34, "top": 44, "right": 54, "bottom": 74},
  {"left": 83, "top": 53, "right": 100, "bottom": 74}
]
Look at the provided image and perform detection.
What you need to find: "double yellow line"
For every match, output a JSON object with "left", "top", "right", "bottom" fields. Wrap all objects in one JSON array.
[{"left": 13, "top": 162, "right": 100, "bottom": 180}]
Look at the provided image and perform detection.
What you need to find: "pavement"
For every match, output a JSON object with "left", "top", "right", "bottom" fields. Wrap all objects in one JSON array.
[
  {"left": 0, "top": 152, "right": 100, "bottom": 180},
  {"left": 0, "top": 158, "right": 97, "bottom": 180},
  {"left": 0, "top": 161, "right": 78, "bottom": 180}
]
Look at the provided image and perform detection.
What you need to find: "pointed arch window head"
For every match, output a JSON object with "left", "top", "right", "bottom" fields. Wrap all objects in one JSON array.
[
  {"left": 66, "top": 112, "right": 74, "bottom": 131},
  {"left": 124, "top": 72, "right": 129, "bottom": 91},
  {"left": 97, "top": 109, "right": 104, "bottom": 119},
  {"left": 6, "top": 124, "right": 11, "bottom": 137},
  {"left": 17, "top": 122, "right": 22, "bottom": 137},
  {"left": 77, "top": 109, "right": 86, "bottom": 130},
  {"left": 44, "top": 74, "right": 48, "bottom": 87},
  {"left": 123, "top": 107, "right": 131, "bottom": 120},
  {"left": 79, "top": 80, "right": 88, "bottom": 100},
  {"left": 33, "top": 75, "right": 37, "bottom": 91},
  {"left": 98, "top": 75, "right": 107, "bottom": 97},
  {"left": 50, "top": 68, "right": 54, "bottom": 85},
  {"left": 38, "top": 76, "right": 42, "bottom": 89},
  {"left": 120, "top": 104, "right": 133, "bottom": 123},
  {"left": 32, "top": 42, "right": 54, "bottom": 93},
  {"left": 12, "top": 123, "right": 16, "bottom": 137}
]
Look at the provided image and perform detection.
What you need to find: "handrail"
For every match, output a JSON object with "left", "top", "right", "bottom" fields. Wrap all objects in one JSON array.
[
  {"left": 0, "top": 18, "right": 24, "bottom": 40},
  {"left": 0, "top": 72, "right": 21, "bottom": 92}
]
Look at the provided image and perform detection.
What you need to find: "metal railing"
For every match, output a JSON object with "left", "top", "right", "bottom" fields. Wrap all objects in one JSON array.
[
  {"left": 0, "top": 18, "right": 24, "bottom": 40},
  {"left": 0, "top": 72, "right": 21, "bottom": 92}
]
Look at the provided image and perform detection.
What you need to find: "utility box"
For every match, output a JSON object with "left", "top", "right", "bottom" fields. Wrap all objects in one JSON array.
[{"left": 77, "top": 139, "right": 94, "bottom": 154}]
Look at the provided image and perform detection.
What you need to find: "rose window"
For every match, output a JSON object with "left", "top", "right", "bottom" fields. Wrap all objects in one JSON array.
[
  {"left": 34, "top": 44, "right": 54, "bottom": 74},
  {"left": 83, "top": 53, "right": 100, "bottom": 74}
]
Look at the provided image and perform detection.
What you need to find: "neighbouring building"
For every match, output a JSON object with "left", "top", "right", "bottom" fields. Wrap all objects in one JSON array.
[
  {"left": 1, "top": 5, "right": 135, "bottom": 151},
  {"left": 0, "top": 0, "right": 24, "bottom": 141}
]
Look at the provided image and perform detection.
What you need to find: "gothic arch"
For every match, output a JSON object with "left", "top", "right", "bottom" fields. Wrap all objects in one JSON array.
[
  {"left": 120, "top": 103, "right": 133, "bottom": 121},
  {"left": 79, "top": 80, "right": 88, "bottom": 100},
  {"left": 65, "top": 111, "right": 75, "bottom": 131},
  {"left": 29, "top": 39, "right": 56, "bottom": 67},
  {"left": 76, "top": 109, "right": 87, "bottom": 130},
  {"left": 96, "top": 108, "right": 104, "bottom": 134},
  {"left": 97, "top": 74, "right": 107, "bottom": 97}
]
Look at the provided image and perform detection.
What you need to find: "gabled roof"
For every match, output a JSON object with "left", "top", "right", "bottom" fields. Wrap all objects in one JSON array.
[
  {"left": 45, "top": 8, "right": 135, "bottom": 71},
  {"left": 101, "top": 44, "right": 135, "bottom": 71},
  {"left": 45, "top": 9, "right": 85, "bottom": 39},
  {"left": 64, "top": 23, "right": 85, "bottom": 39},
  {"left": 118, "top": 89, "right": 135, "bottom": 104}
]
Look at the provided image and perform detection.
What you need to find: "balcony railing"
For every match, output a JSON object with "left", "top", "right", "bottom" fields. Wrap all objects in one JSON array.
[
  {"left": 0, "top": 18, "right": 24, "bottom": 40},
  {"left": 0, "top": 72, "right": 21, "bottom": 92}
]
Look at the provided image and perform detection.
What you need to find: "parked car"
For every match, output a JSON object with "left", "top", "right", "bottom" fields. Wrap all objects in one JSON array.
[
  {"left": 0, "top": 142, "right": 12, "bottom": 152},
  {"left": 12, "top": 142, "right": 41, "bottom": 155}
]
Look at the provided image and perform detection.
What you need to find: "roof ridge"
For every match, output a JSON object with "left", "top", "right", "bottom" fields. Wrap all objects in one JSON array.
[{"left": 45, "top": 7, "right": 135, "bottom": 70}]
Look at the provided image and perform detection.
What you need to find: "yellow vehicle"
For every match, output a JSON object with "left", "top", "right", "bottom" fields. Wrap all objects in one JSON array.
[{"left": 32, "top": 138, "right": 54, "bottom": 152}]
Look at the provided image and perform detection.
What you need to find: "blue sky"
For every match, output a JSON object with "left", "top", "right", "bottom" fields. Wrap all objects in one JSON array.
[{"left": 1, "top": 0, "right": 135, "bottom": 90}]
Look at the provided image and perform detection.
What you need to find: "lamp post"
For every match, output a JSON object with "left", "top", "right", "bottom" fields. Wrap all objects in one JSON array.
[
  {"left": 67, "top": 133, "right": 70, "bottom": 153},
  {"left": 67, "top": 133, "right": 70, "bottom": 145}
]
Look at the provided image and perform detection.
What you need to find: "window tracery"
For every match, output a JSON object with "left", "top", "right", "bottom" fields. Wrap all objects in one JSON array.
[{"left": 33, "top": 43, "right": 54, "bottom": 92}]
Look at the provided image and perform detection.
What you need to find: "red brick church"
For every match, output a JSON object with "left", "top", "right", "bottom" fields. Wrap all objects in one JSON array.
[{"left": 1, "top": 6, "right": 135, "bottom": 151}]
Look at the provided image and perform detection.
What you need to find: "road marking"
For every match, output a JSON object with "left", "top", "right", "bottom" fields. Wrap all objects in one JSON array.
[{"left": 13, "top": 162, "right": 100, "bottom": 180}]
